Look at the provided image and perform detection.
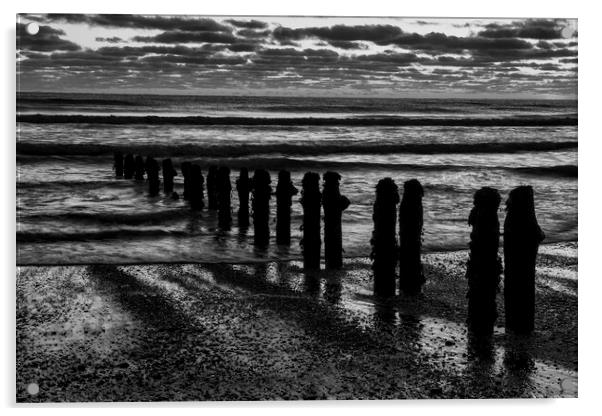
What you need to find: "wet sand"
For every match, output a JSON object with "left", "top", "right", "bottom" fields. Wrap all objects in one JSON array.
[{"left": 16, "top": 242, "right": 577, "bottom": 402}]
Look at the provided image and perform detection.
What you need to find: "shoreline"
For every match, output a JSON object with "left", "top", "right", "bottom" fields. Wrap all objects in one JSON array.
[{"left": 16, "top": 242, "right": 577, "bottom": 402}]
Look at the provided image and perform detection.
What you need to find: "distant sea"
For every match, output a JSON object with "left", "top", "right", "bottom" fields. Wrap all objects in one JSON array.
[{"left": 16, "top": 92, "right": 578, "bottom": 265}]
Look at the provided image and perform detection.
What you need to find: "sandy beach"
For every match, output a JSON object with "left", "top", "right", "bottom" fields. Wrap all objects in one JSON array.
[{"left": 16, "top": 242, "right": 577, "bottom": 402}]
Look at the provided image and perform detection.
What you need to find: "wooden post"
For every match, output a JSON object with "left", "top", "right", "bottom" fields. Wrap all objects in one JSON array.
[
  {"left": 252, "top": 169, "right": 272, "bottom": 247},
  {"left": 371, "top": 178, "right": 400, "bottom": 297},
  {"left": 276, "top": 170, "right": 298, "bottom": 245},
  {"left": 123, "top": 153, "right": 135, "bottom": 179},
  {"left": 300, "top": 172, "right": 321, "bottom": 270},
  {"left": 134, "top": 155, "right": 145, "bottom": 180},
  {"left": 236, "top": 168, "right": 250, "bottom": 229},
  {"left": 181, "top": 162, "right": 192, "bottom": 201},
  {"left": 189, "top": 164, "right": 204, "bottom": 210},
  {"left": 113, "top": 151, "right": 124, "bottom": 178},
  {"left": 504, "top": 186, "right": 545, "bottom": 335},
  {"left": 206, "top": 166, "right": 218, "bottom": 210},
  {"left": 399, "top": 179, "right": 425, "bottom": 295},
  {"left": 162, "top": 158, "right": 177, "bottom": 194},
  {"left": 466, "top": 187, "right": 502, "bottom": 336},
  {"left": 146, "top": 157, "right": 160, "bottom": 197},
  {"left": 217, "top": 166, "right": 232, "bottom": 229},
  {"left": 322, "top": 171, "right": 350, "bottom": 269}
]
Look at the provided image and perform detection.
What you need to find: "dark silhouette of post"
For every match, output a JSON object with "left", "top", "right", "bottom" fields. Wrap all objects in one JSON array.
[
  {"left": 466, "top": 187, "right": 502, "bottom": 336},
  {"left": 189, "top": 164, "right": 204, "bottom": 211},
  {"left": 146, "top": 157, "right": 160, "bottom": 197},
  {"left": 217, "top": 166, "right": 232, "bottom": 229},
  {"left": 322, "top": 171, "right": 350, "bottom": 269},
  {"left": 236, "top": 168, "right": 250, "bottom": 229},
  {"left": 251, "top": 169, "right": 272, "bottom": 247},
  {"left": 371, "top": 178, "right": 400, "bottom": 297},
  {"left": 399, "top": 179, "right": 425, "bottom": 295},
  {"left": 162, "top": 159, "right": 177, "bottom": 194},
  {"left": 504, "top": 186, "right": 545, "bottom": 335},
  {"left": 123, "top": 153, "right": 135, "bottom": 179},
  {"left": 181, "top": 162, "right": 191, "bottom": 200},
  {"left": 207, "top": 165, "right": 218, "bottom": 210},
  {"left": 134, "top": 155, "right": 145, "bottom": 180},
  {"left": 276, "top": 170, "right": 298, "bottom": 245},
  {"left": 113, "top": 151, "right": 124, "bottom": 178},
  {"left": 300, "top": 172, "right": 321, "bottom": 270}
]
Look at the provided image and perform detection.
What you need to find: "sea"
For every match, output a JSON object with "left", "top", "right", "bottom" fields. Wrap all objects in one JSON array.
[{"left": 16, "top": 92, "right": 578, "bottom": 265}]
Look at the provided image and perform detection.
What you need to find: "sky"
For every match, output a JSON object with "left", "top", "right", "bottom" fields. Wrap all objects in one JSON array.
[{"left": 16, "top": 14, "right": 578, "bottom": 99}]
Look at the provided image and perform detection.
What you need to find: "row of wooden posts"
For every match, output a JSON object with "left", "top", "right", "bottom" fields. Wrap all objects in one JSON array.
[{"left": 114, "top": 152, "right": 544, "bottom": 336}]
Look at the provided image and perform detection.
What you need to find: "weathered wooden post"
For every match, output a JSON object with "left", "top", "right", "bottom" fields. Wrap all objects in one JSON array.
[
  {"left": 466, "top": 187, "right": 502, "bottom": 336},
  {"left": 180, "top": 162, "right": 191, "bottom": 200},
  {"left": 322, "top": 171, "right": 350, "bottom": 269},
  {"left": 504, "top": 186, "right": 545, "bottom": 335},
  {"left": 189, "top": 164, "right": 204, "bottom": 211},
  {"left": 146, "top": 157, "right": 160, "bottom": 197},
  {"left": 236, "top": 168, "right": 250, "bottom": 228},
  {"left": 162, "top": 158, "right": 177, "bottom": 194},
  {"left": 207, "top": 165, "right": 218, "bottom": 210},
  {"left": 371, "top": 178, "right": 400, "bottom": 297},
  {"left": 123, "top": 153, "right": 135, "bottom": 179},
  {"left": 113, "top": 151, "right": 124, "bottom": 178},
  {"left": 399, "top": 179, "right": 425, "bottom": 295},
  {"left": 217, "top": 166, "right": 232, "bottom": 229},
  {"left": 134, "top": 155, "right": 145, "bottom": 180},
  {"left": 300, "top": 172, "right": 322, "bottom": 270},
  {"left": 276, "top": 170, "right": 298, "bottom": 245},
  {"left": 252, "top": 169, "right": 272, "bottom": 247}
]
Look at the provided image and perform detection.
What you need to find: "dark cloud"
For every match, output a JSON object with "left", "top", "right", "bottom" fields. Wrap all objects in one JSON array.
[
  {"left": 477, "top": 19, "right": 569, "bottom": 39},
  {"left": 236, "top": 29, "right": 271, "bottom": 39},
  {"left": 328, "top": 40, "right": 365, "bottom": 49},
  {"left": 38, "top": 14, "right": 232, "bottom": 32},
  {"left": 415, "top": 20, "right": 438, "bottom": 26},
  {"left": 381, "top": 32, "right": 533, "bottom": 53},
  {"left": 224, "top": 19, "right": 268, "bottom": 29},
  {"left": 133, "top": 30, "right": 238, "bottom": 44},
  {"left": 17, "top": 22, "right": 81, "bottom": 52},
  {"left": 273, "top": 24, "right": 403, "bottom": 43}
]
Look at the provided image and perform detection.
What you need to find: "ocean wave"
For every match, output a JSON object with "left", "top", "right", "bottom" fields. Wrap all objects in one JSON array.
[
  {"left": 16, "top": 228, "right": 189, "bottom": 243},
  {"left": 16, "top": 141, "right": 578, "bottom": 158},
  {"left": 17, "top": 113, "right": 577, "bottom": 127},
  {"left": 19, "top": 209, "right": 188, "bottom": 225}
]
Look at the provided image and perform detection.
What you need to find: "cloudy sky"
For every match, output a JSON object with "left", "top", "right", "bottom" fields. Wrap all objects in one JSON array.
[{"left": 16, "top": 14, "right": 577, "bottom": 98}]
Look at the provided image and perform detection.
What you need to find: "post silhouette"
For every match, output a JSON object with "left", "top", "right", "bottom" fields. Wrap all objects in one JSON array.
[
  {"left": 207, "top": 165, "right": 218, "bottom": 210},
  {"left": 134, "top": 155, "right": 145, "bottom": 180},
  {"left": 189, "top": 164, "right": 204, "bottom": 211},
  {"left": 322, "top": 171, "right": 350, "bottom": 269},
  {"left": 399, "top": 179, "right": 425, "bottom": 295},
  {"left": 123, "top": 153, "right": 135, "bottom": 179},
  {"left": 217, "top": 166, "right": 232, "bottom": 229},
  {"left": 371, "top": 178, "right": 400, "bottom": 297},
  {"left": 466, "top": 187, "right": 502, "bottom": 336},
  {"left": 162, "top": 159, "right": 177, "bottom": 194},
  {"left": 504, "top": 186, "right": 545, "bottom": 335},
  {"left": 276, "top": 170, "right": 298, "bottom": 245},
  {"left": 181, "top": 162, "right": 191, "bottom": 200},
  {"left": 300, "top": 172, "right": 322, "bottom": 270},
  {"left": 236, "top": 168, "right": 250, "bottom": 228},
  {"left": 251, "top": 169, "right": 272, "bottom": 247},
  {"left": 146, "top": 157, "right": 160, "bottom": 197},
  {"left": 113, "top": 151, "right": 124, "bottom": 178}
]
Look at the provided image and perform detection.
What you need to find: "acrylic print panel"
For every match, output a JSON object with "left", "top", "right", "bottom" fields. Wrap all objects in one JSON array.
[{"left": 16, "top": 14, "right": 578, "bottom": 402}]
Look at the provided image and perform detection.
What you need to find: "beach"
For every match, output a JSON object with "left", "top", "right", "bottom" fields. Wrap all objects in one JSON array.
[{"left": 16, "top": 242, "right": 577, "bottom": 402}]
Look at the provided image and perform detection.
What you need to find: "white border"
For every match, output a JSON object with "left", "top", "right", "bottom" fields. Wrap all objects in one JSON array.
[{"left": 3, "top": 1, "right": 598, "bottom": 415}]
